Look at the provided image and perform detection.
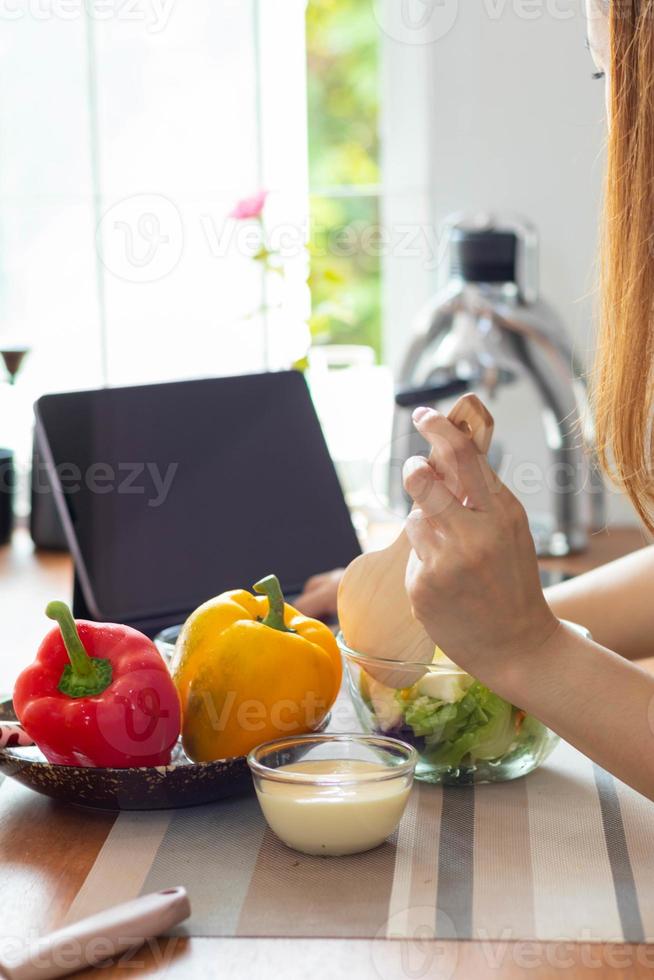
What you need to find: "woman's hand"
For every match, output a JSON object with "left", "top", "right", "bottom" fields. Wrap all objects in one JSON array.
[
  {"left": 294, "top": 568, "right": 343, "bottom": 620},
  {"left": 400, "top": 405, "right": 654, "bottom": 801},
  {"left": 402, "top": 406, "right": 559, "bottom": 687}
]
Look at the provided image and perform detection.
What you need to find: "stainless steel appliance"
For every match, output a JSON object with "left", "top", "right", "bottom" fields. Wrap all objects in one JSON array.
[{"left": 390, "top": 213, "right": 604, "bottom": 556}]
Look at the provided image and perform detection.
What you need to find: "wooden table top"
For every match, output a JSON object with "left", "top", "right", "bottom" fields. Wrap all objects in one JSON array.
[{"left": 1, "top": 526, "right": 652, "bottom": 979}]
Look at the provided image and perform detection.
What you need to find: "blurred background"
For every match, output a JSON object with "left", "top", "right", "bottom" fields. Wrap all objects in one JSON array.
[{"left": 0, "top": 0, "right": 633, "bottom": 544}]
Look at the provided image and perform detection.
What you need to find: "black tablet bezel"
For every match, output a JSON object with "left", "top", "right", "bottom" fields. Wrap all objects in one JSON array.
[{"left": 34, "top": 372, "right": 362, "bottom": 625}]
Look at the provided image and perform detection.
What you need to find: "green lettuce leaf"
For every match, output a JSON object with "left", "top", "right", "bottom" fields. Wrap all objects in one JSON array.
[{"left": 402, "top": 681, "right": 517, "bottom": 768}]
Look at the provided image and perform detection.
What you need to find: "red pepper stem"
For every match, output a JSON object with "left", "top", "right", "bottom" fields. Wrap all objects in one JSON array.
[
  {"left": 46, "top": 601, "right": 113, "bottom": 699},
  {"left": 253, "top": 575, "right": 293, "bottom": 633},
  {"left": 46, "top": 601, "right": 92, "bottom": 676}
]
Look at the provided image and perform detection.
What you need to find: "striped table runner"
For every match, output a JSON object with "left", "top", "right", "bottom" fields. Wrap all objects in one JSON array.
[{"left": 61, "top": 736, "right": 654, "bottom": 943}]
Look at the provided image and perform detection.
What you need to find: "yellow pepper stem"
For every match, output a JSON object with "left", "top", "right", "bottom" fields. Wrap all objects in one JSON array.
[{"left": 253, "top": 575, "right": 294, "bottom": 633}]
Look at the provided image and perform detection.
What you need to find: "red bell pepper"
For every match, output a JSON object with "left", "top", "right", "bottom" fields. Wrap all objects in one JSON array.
[{"left": 14, "top": 602, "right": 181, "bottom": 768}]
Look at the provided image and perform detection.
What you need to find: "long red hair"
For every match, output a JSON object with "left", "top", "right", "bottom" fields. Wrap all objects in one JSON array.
[{"left": 595, "top": 0, "right": 654, "bottom": 528}]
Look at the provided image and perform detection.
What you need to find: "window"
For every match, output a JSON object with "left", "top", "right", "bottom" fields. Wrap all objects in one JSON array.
[
  {"left": 0, "top": 0, "right": 429, "bottom": 515},
  {"left": 0, "top": 0, "right": 308, "bottom": 482},
  {"left": 306, "top": 0, "right": 382, "bottom": 359}
]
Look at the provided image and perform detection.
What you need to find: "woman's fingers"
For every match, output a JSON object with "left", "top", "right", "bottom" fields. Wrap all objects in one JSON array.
[
  {"left": 402, "top": 455, "right": 461, "bottom": 526},
  {"left": 412, "top": 407, "right": 495, "bottom": 509},
  {"left": 294, "top": 568, "right": 343, "bottom": 618},
  {"left": 404, "top": 507, "right": 438, "bottom": 562}
]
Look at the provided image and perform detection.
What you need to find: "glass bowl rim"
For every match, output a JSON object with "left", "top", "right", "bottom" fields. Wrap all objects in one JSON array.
[
  {"left": 336, "top": 620, "right": 590, "bottom": 674},
  {"left": 247, "top": 732, "right": 418, "bottom": 786}
]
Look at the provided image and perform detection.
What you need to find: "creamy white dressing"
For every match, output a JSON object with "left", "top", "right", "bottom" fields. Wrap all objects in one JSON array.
[{"left": 255, "top": 759, "right": 411, "bottom": 856}]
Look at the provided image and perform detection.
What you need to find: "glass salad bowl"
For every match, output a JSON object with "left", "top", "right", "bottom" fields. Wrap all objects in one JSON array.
[{"left": 337, "top": 624, "right": 587, "bottom": 785}]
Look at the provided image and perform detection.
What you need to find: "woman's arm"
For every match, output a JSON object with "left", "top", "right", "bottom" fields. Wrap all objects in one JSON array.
[
  {"left": 294, "top": 549, "right": 654, "bottom": 657},
  {"left": 501, "top": 623, "right": 654, "bottom": 800},
  {"left": 294, "top": 569, "right": 343, "bottom": 619},
  {"left": 402, "top": 406, "right": 654, "bottom": 799},
  {"left": 545, "top": 546, "right": 654, "bottom": 659}
]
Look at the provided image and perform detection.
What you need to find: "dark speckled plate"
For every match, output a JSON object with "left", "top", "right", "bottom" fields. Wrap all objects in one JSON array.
[{"left": 0, "top": 700, "right": 328, "bottom": 811}]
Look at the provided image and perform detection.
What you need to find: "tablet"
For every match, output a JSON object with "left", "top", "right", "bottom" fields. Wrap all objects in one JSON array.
[{"left": 34, "top": 372, "right": 361, "bottom": 627}]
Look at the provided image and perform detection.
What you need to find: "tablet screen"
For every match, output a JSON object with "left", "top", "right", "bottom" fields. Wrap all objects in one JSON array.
[{"left": 35, "top": 372, "right": 361, "bottom": 623}]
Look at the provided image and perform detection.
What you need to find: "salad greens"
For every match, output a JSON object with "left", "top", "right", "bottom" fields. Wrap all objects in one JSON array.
[
  {"left": 403, "top": 682, "right": 516, "bottom": 767},
  {"left": 361, "top": 669, "right": 532, "bottom": 770}
]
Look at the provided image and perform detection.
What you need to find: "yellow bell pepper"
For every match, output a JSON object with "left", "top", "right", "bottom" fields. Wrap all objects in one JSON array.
[{"left": 172, "top": 575, "right": 342, "bottom": 762}]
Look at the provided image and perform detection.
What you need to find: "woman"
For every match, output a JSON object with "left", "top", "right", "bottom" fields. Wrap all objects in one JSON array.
[{"left": 297, "top": 0, "right": 654, "bottom": 799}]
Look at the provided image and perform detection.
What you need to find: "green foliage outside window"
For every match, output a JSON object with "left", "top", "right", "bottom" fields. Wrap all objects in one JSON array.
[{"left": 306, "top": 0, "right": 382, "bottom": 358}]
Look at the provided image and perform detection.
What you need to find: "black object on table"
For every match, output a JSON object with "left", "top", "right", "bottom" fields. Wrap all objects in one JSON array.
[
  {"left": 29, "top": 438, "right": 68, "bottom": 551},
  {"left": 0, "top": 450, "right": 14, "bottom": 546},
  {"left": 34, "top": 371, "right": 362, "bottom": 636}
]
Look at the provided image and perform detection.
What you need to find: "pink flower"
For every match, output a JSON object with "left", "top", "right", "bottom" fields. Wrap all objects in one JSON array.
[{"left": 229, "top": 189, "right": 268, "bottom": 220}]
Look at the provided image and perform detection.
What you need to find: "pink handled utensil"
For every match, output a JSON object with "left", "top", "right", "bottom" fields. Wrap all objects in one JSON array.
[
  {"left": 0, "top": 724, "right": 34, "bottom": 750},
  {"left": 0, "top": 887, "right": 191, "bottom": 980}
]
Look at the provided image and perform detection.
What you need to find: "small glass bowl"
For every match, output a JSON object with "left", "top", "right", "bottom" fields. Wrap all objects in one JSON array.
[
  {"left": 247, "top": 733, "right": 417, "bottom": 856},
  {"left": 154, "top": 624, "right": 181, "bottom": 664},
  {"left": 336, "top": 630, "right": 589, "bottom": 786}
]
